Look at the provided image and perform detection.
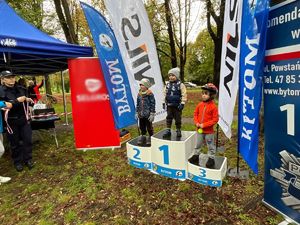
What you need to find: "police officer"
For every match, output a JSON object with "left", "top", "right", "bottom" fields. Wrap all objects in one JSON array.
[{"left": 0, "top": 70, "right": 34, "bottom": 172}]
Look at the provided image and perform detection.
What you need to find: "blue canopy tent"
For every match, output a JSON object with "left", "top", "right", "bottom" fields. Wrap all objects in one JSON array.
[
  {"left": 0, "top": 0, "right": 93, "bottom": 75},
  {"left": 0, "top": 0, "right": 93, "bottom": 125}
]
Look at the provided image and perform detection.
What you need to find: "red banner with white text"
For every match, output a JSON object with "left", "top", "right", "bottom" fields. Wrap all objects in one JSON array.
[{"left": 68, "top": 57, "right": 120, "bottom": 149}]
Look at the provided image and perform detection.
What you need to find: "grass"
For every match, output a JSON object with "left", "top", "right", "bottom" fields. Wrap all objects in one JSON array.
[{"left": 0, "top": 89, "right": 285, "bottom": 224}]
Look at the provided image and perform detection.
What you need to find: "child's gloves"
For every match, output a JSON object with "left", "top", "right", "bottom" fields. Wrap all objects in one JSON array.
[
  {"left": 162, "top": 103, "right": 166, "bottom": 110},
  {"left": 178, "top": 103, "right": 184, "bottom": 111},
  {"left": 148, "top": 113, "right": 155, "bottom": 122},
  {"left": 135, "top": 112, "right": 139, "bottom": 120}
]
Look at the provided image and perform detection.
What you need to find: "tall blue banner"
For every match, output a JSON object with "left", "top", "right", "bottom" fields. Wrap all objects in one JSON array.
[
  {"left": 263, "top": 0, "right": 300, "bottom": 223},
  {"left": 238, "top": 0, "right": 269, "bottom": 174},
  {"left": 80, "top": 2, "right": 136, "bottom": 129}
]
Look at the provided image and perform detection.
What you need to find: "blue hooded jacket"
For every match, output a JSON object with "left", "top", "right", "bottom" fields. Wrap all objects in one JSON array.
[{"left": 0, "top": 101, "right": 6, "bottom": 133}]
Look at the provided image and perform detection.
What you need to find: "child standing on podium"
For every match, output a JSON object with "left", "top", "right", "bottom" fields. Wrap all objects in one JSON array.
[
  {"left": 136, "top": 78, "right": 156, "bottom": 146},
  {"left": 193, "top": 83, "right": 219, "bottom": 169},
  {"left": 162, "top": 67, "right": 187, "bottom": 138}
]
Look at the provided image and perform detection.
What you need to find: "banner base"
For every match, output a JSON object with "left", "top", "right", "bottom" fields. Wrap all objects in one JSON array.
[
  {"left": 262, "top": 200, "right": 300, "bottom": 225},
  {"left": 227, "top": 167, "right": 249, "bottom": 179},
  {"left": 278, "top": 219, "right": 296, "bottom": 225}
]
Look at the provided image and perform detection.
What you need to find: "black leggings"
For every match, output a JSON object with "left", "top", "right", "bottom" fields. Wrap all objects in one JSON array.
[
  {"left": 166, "top": 106, "right": 182, "bottom": 129},
  {"left": 139, "top": 118, "right": 154, "bottom": 136}
]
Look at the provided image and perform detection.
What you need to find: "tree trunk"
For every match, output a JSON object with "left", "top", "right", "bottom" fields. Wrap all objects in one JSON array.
[
  {"left": 206, "top": 0, "right": 225, "bottom": 87},
  {"left": 213, "top": 43, "right": 221, "bottom": 87},
  {"left": 45, "top": 75, "right": 52, "bottom": 96},
  {"left": 61, "top": 0, "right": 77, "bottom": 44},
  {"left": 54, "top": 0, "right": 76, "bottom": 44},
  {"left": 164, "top": 0, "right": 177, "bottom": 68}
]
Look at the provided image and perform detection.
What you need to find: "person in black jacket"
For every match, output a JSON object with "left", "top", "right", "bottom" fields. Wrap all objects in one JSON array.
[{"left": 0, "top": 70, "right": 34, "bottom": 172}]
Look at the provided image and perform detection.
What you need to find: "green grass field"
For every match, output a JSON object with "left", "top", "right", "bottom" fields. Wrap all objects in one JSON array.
[{"left": 0, "top": 90, "right": 283, "bottom": 224}]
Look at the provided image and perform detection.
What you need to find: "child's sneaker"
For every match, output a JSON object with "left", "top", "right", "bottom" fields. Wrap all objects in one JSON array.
[
  {"left": 206, "top": 157, "right": 215, "bottom": 169},
  {"left": 146, "top": 136, "right": 151, "bottom": 146},
  {"left": 137, "top": 135, "right": 146, "bottom": 146},
  {"left": 176, "top": 129, "right": 182, "bottom": 138},
  {"left": 0, "top": 176, "right": 11, "bottom": 184},
  {"left": 162, "top": 129, "right": 171, "bottom": 139},
  {"left": 199, "top": 153, "right": 208, "bottom": 167},
  {"left": 188, "top": 154, "right": 199, "bottom": 165}
]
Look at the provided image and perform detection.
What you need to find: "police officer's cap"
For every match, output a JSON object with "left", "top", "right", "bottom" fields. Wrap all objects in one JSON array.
[{"left": 0, "top": 70, "right": 14, "bottom": 78}]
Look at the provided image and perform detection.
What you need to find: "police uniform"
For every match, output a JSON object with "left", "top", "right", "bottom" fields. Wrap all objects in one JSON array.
[{"left": 0, "top": 71, "right": 33, "bottom": 171}]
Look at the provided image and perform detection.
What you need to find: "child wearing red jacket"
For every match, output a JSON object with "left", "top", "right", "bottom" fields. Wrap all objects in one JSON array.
[{"left": 193, "top": 83, "right": 219, "bottom": 168}]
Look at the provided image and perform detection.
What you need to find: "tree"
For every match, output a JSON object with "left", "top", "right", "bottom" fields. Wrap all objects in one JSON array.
[
  {"left": 146, "top": 0, "right": 195, "bottom": 81},
  {"left": 145, "top": 0, "right": 172, "bottom": 79},
  {"left": 205, "top": 0, "right": 225, "bottom": 87},
  {"left": 186, "top": 29, "right": 214, "bottom": 84},
  {"left": 164, "top": 0, "right": 177, "bottom": 68},
  {"left": 53, "top": 0, "right": 77, "bottom": 44},
  {"left": 7, "top": 0, "right": 44, "bottom": 30},
  {"left": 166, "top": 0, "right": 193, "bottom": 81}
]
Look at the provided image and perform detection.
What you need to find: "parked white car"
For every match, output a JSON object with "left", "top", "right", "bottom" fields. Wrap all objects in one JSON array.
[{"left": 184, "top": 82, "right": 197, "bottom": 88}]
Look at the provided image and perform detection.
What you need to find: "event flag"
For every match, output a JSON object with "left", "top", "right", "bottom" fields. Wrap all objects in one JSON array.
[
  {"left": 68, "top": 58, "right": 120, "bottom": 149},
  {"left": 104, "top": 0, "right": 167, "bottom": 123},
  {"left": 238, "top": 0, "right": 269, "bottom": 174},
  {"left": 80, "top": 2, "right": 136, "bottom": 129},
  {"left": 218, "top": 0, "right": 243, "bottom": 138}
]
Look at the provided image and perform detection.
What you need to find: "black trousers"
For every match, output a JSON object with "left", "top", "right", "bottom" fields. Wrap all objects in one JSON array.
[
  {"left": 7, "top": 119, "right": 32, "bottom": 165},
  {"left": 166, "top": 106, "right": 182, "bottom": 129},
  {"left": 139, "top": 118, "right": 154, "bottom": 136}
]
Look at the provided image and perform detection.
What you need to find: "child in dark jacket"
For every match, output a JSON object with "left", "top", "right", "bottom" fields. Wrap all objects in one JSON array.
[
  {"left": 136, "top": 78, "right": 156, "bottom": 146},
  {"left": 162, "top": 68, "right": 187, "bottom": 138},
  {"left": 193, "top": 83, "right": 219, "bottom": 169}
]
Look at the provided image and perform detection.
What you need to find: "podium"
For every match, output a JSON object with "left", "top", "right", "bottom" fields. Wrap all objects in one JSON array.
[
  {"left": 188, "top": 155, "right": 227, "bottom": 187},
  {"left": 126, "top": 136, "right": 152, "bottom": 170},
  {"left": 126, "top": 130, "right": 227, "bottom": 187},
  {"left": 151, "top": 130, "right": 196, "bottom": 180}
]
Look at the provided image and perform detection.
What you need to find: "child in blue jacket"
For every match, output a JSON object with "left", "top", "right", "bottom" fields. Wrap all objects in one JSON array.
[
  {"left": 136, "top": 78, "right": 156, "bottom": 146},
  {"left": 0, "top": 100, "right": 12, "bottom": 183}
]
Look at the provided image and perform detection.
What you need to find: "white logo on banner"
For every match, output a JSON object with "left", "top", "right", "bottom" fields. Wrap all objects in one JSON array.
[
  {"left": 0, "top": 38, "right": 17, "bottom": 47},
  {"left": 77, "top": 79, "right": 107, "bottom": 102},
  {"left": 85, "top": 79, "right": 102, "bottom": 93},
  {"left": 270, "top": 150, "right": 300, "bottom": 212},
  {"left": 99, "top": 34, "right": 113, "bottom": 51}
]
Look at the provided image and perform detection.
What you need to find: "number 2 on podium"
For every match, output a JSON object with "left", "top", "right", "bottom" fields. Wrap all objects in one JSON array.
[
  {"left": 159, "top": 145, "right": 170, "bottom": 165},
  {"left": 133, "top": 148, "right": 141, "bottom": 160}
]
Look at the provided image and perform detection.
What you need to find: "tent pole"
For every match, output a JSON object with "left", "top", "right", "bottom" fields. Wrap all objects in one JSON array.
[
  {"left": 61, "top": 71, "right": 68, "bottom": 125},
  {"left": 44, "top": 75, "right": 48, "bottom": 102}
]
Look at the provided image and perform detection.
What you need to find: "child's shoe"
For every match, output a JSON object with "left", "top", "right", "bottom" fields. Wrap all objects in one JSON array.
[
  {"left": 146, "top": 136, "right": 151, "bottom": 146},
  {"left": 206, "top": 157, "right": 215, "bottom": 169},
  {"left": 188, "top": 154, "right": 199, "bottom": 165},
  {"left": 176, "top": 129, "right": 182, "bottom": 138},
  {"left": 137, "top": 135, "right": 146, "bottom": 146},
  {"left": 199, "top": 153, "right": 208, "bottom": 167},
  {"left": 162, "top": 129, "right": 171, "bottom": 139}
]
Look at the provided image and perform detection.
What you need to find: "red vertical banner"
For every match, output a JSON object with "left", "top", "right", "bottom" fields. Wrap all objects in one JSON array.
[{"left": 68, "top": 58, "right": 120, "bottom": 149}]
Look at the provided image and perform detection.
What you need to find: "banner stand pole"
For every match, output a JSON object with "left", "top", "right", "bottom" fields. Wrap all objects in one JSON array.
[
  {"left": 215, "top": 124, "right": 219, "bottom": 153},
  {"left": 61, "top": 71, "right": 68, "bottom": 125},
  {"left": 227, "top": 127, "right": 249, "bottom": 180},
  {"left": 215, "top": 124, "right": 225, "bottom": 152}
]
